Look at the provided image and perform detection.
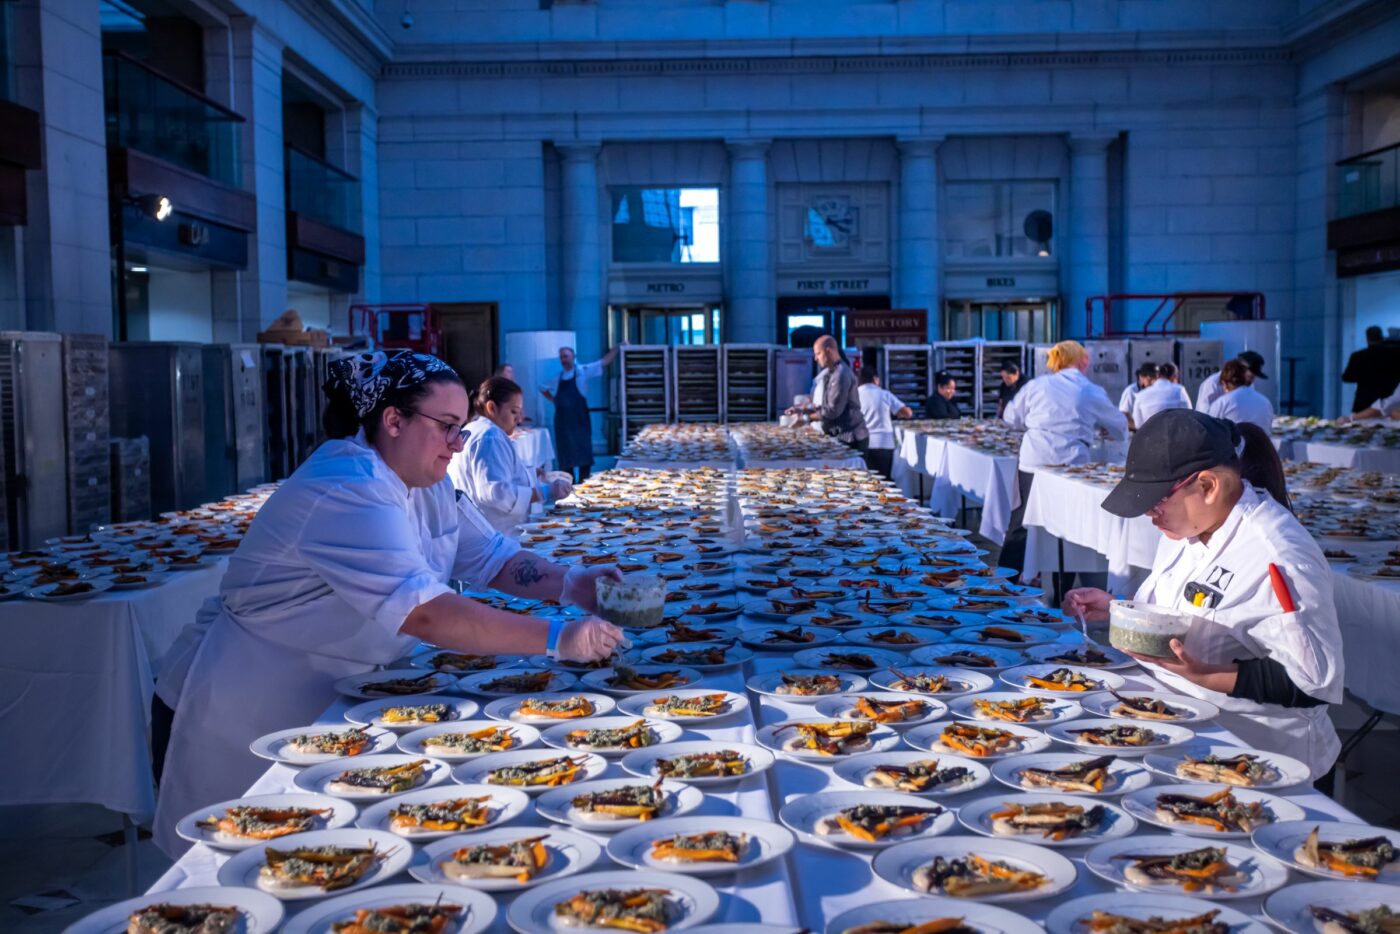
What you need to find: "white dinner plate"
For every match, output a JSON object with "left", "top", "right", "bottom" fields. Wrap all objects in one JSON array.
[
  {"left": 909, "top": 642, "right": 1026, "bottom": 671},
  {"left": 737, "top": 625, "right": 844, "bottom": 650},
  {"left": 1046, "top": 718, "right": 1196, "bottom": 755},
  {"left": 354, "top": 782, "right": 529, "bottom": 840},
  {"left": 107, "top": 571, "right": 171, "bottom": 591},
  {"left": 535, "top": 777, "right": 703, "bottom": 832},
  {"left": 291, "top": 753, "right": 451, "bottom": 801},
  {"left": 506, "top": 869, "right": 719, "bottom": 933},
  {"left": 792, "top": 646, "right": 908, "bottom": 672},
  {"left": 638, "top": 641, "right": 753, "bottom": 670},
  {"left": 1144, "top": 743, "right": 1312, "bottom": 790},
  {"left": 755, "top": 717, "right": 901, "bottom": 761},
  {"left": 872, "top": 834, "right": 1077, "bottom": 902},
  {"left": 279, "top": 882, "right": 496, "bottom": 934},
  {"left": 825, "top": 896, "right": 1043, "bottom": 934},
  {"left": 765, "top": 586, "right": 848, "bottom": 605},
  {"left": 1120, "top": 783, "right": 1307, "bottom": 837},
  {"left": 579, "top": 665, "right": 704, "bottom": 695},
  {"left": 620, "top": 740, "right": 776, "bottom": 786},
  {"left": 840, "top": 626, "right": 946, "bottom": 649},
  {"left": 958, "top": 792, "right": 1138, "bottom": 847},
  {"left": 62, "top": 886, "right": 285, "bottom": 934},
  {"left": 451, "top": 749, "right": 607, "bottom": 794},
  {"left": 948, "top": 691, "right": 1083, "bottom": 726},
  {"left": 1252, "top": 820, "right": 1400, "bottom": 882},
  {"left": 834, "top": 595, "right": 957, "bottom": 618},
  {"left": 779, "top": 790, "right": 956, "bottom": 850},
  {"left": 635, "top": 622, "right": 741, "bottom": 645},
  {"left": 869, "top": 666, "right": 995, "bottom": 697},
  {"left": 893, "top": 610, "right": 1003, "bottom": 632},
  {"left": 215, "top": 828, "right": 412, "bottom": 901},
  {"left": 343, "top": 694, "right": 481, "bottom": 732},
  {"left": 25, "top": 578, "right": 115, "bottom": 601},
  {"left": 831, "top": 750, "right": 992, "bottom": 797},
  {"left": 396, "top": 721, "right": 541, "bottom": 760},
  {"left": 407, "top": 648, "right": 531, "bottom": 672},
  {"left": 1081, "top": 691, "right": 1220, "bottom": 723},
  {"left": 991, "top": 752, "right": 1154, "bottom": 796},
  {"left": 1265, "top": 879, "right": 1400, "bottom": 934},
  {"left": 904, "top": 720, "right": 1051, "bottom": 759},
  {"left": 814, "top": 692, "right": 948, "bottom": 728},
  {"left": 1001, "top": 663, "right": 1127, "bottom": 695},
  {"left": 1085, "top": 835, "right": 1290, "bottom": 899},
  {"left": 989, "top": 606, "right": 1070, "bottom": 627},
  {"left": 1045, "top": 893, "right": 1272, "bottom": 934},
  {"left": 175, "top": 793, "right": 358, "bottom": 851},
  {"left": 745, "top": 669, "right": 868, "bottom": 702},
  {"left": 249, "top": 725, "right": 398, "bottom": 765},
  {"left": 408, "top": 827, "right": 602, "bottom": 891},
  {"left": 952, "top": 582, "right": 1044, "bottom": 603},
  {"left": 617, "top": 688, "right": 749, "bottom": 723},
  {"left": 608, "top": 815, "right": 795, "bottom": 876},
  {"left": 333, "top": 669, "right": 456, "bottom": 700},
  {"left": 539, "top": 716, "right": 683, "bottom": 756},
  {"left": 960, "top": 625, "right": 1061, "bottom": 648},
  {"left": 482, "top": 692, "right": 616, "bottom": 724},
  {"left": 458, "top": 669, "right": 577, "bottom": 697},
  {"left": 1026, "top": 642, "right": 1136, "bottom": 669}
]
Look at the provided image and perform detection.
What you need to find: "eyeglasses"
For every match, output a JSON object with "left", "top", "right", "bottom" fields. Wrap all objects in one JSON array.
[
  {"left": 405, "top": 409, "right": 469, "bottom": 446},
  {"left": 1147, "top": 471, "right": 1200, "bottom": 516}
]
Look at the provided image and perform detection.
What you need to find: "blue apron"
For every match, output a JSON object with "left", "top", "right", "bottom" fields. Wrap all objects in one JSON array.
[{"left": 553, "top": 371, "right": 593, "bottom": 471}]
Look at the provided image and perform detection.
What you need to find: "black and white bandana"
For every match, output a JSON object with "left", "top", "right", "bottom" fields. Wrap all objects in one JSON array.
[{"left": 324, "top": 350, "right": 458, "bottom": 418}]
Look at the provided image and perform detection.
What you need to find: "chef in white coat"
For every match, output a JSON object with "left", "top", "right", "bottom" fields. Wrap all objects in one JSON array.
[
  {"left": 449, "top": 376, "right": 572, "bottom": 535},
  {"left": 1337, "top": 388, "right": 1400, "bottom": 423},
  {"left": 1064, "top": 409, "right": 1343, "bottom": 783},
  {"left": 1196, "top": 350, "right": 1267, "bottom": 412},
  {"left": 1207, "top": 359, "right": 1275, "bottom": 434},
  {"left": 153, "top": 351, "right": 624, "bottom": 855},
  {"left": 1131, "top": 362, "right": 1192, "bottom": 429},
  {"left": 1000, "top": 340, "right": 1128, "bottom": 574}
]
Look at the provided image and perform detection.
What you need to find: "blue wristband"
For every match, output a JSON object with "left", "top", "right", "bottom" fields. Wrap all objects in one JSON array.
[{"left": 546, "top": 618, "right": 567, "bottom": 658}]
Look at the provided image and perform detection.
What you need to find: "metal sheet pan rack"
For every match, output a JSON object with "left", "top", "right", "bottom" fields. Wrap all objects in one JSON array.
[
  {"left": 879, "top": 344, "right": 932, "bottom": 408},
  {"left": 722, "top": 344, "right": 774, "bottom": 422},
  {"left": 977, "top": 342, "right": 1026, "bottom": 418},
  {"left": 62, "top": 334, "right": 110, "bottom": 533},
  {"left": 672, "top": 345, "right": 722, "bottom": 423},
  {"left": 619, "top": 345, "right": 671, "bottom": 443},
  {"left": 932, "top": 341, "right": 980, "bottom": 415}
]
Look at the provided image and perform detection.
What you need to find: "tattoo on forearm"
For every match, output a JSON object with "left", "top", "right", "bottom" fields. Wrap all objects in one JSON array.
[{"left": 512, "top": 556, "right": 545, "bottom": 586}]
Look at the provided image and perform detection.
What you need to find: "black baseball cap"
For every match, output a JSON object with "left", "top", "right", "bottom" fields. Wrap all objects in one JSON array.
[
  {"left": 1238, "top": 350, "right": 1268, "bottom": 379},
  {"left": 1101, "top": 409, "right": 1240, "bottom": 518}
]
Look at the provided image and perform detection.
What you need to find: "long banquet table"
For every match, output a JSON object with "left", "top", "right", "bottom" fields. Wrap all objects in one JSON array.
[
  {"left": 892, "top": 426, "right": 1020, "bottom": 544},
  {"left": 142, "top": 466, "right": 1386, "bottom": 934}
]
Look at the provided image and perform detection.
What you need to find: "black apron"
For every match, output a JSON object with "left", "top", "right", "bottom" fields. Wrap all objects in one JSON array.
[{"left": 553, "top": 371, "right": 593, "bottom": 471}]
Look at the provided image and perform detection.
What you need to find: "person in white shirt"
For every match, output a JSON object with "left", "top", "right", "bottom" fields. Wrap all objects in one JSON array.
[
  {"left": 1001, "top": 340, "right": 1128, "bottom": 574},
  {"left": 541, "top": 345, "right": 618, "bottom": 482},
  {"left": 1065, "top": 409, "right": 1342, "bottom": 784},
  {"left": 152, "top": 351, "right": 624, "bottom": 856},
  {"left": 1336, "top": 389, "right": 1400, "bottom": 423},
  {"left": 1196, "top": 350, "right": 1268, "bottom": 412},
  {"left": 1119, "top": 363, "right": 1157, "bottom": 427},
  {"left": 449, "top": 376, "right": 572, "bottom": 535},
  {"left": 857, "top": 365, "right": 913, "bottom": 479},
  {"left": 1132, "top": 362, "right": 1192, "bottom": 429},
  {"left": 1207, "top": 359, "right": 1275, "bottom": 435}
]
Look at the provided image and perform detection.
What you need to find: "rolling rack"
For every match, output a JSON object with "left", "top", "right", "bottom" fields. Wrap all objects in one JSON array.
[
  {"left": 978, "top": 342, "right": 1026, "bottom": 418},
  {"left": 932, "top": 341, "right": 979, "bottom": 415},
  {"left": 722, "top": 344, "right": 775, "bottom": 422},
  {"left": 618, "top": 345, "right": 671, "bottom": 444},
  {"left": 879, "top": 344, "right": 932, "bottom": 408},
  {"left": 671, "top": 345, "right": 722, "bottom": 423}
]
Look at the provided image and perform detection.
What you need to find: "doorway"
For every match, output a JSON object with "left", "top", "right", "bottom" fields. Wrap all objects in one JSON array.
[
  {"left": 777, "top": 295, "right": 892, "bottom": 347},
  {"left": 944, "top": 299, "right": 1058, "bottom": 343},
  {"left": 435, "top": 302, "right": 499, "bottom": 389},
  {"left": 609, "top": 305, "right": 721, "bottom": 345}
]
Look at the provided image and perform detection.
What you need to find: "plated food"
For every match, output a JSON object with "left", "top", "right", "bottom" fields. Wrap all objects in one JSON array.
[
  {"left": 1085, "top": 838, "right": 1289, "bottom": 900},
  {"left": 1144, "top": 745, "right": 1309, "bottom": 790},
  {"left": 1252, "top": 821, "right": 1400, "bottom": 882},
  {"left": 779, "top": 790, "right": 956, "bottom": 850},
  {"left": 641, "top": 642, "right": 751, "bottom": 669},
  {"left": 541, "top": 716, "right": 682, "bottom": 755},
  {"left": 459, "top": 668, "right": 575, "bottom": 696},
  {"left": 950, "top": 692, "right": 1081, "bottom": 725},
  {"left": 536, "top": 777, "right": 703, "bottom": 831},
  {"left": 398, "top": 721, "right": 542, "bottom": 760},
  {"left": 871, "top": 836, "right": 1077, "bottom": 902},
  {"left": 215, "top": 829, "right": 412, "bottom": 900},
  {"left": 607, "top": 816, "right": 795, "bottom": 878},
  {"left": 344, "top": 695, "right": 480, "bottom": 731},
  {"left": 905, "top": 720, "right": 1050, "bottom": 759},
  {"left": 814, "top": 692, "right": 944, "bottom": 726},
  {"left": 1004, "top": 664, "right": 1125, "bottom": 694},
  {"left": 1047, "top": 718, "right": 1195, "bottom": 754},
  {"left": 622, "top": 741, "right": 776, "bottom": 787},
  {"left": 409, "top": 828, "right": 603, "bottom": 893},
  {"left": 619, "top": 689, "right": 748, "bottom": 723},
  {"left": 1121, "top": 784, "right": 1304, "bottom": 837},
  {"left": 250, "top": 725, "right": 398, "bottom": 764},
  {"left": 871, "top": 666, "right": 994, "bottom": 697},
  {"left": 832, "top": 751, "right": 990, "bottom": 796},
  {"left": 1263, "top": 879, "right": 1400, "bottom": 934},
  {"left": 958, "top": 794, "right": 1136, "bottom": 847},
  {"left": 995, "top": 753, "right": 1153, "bottom": 796},
  {"left": 746, "top": 669, "right": 867, "bottom": 700},
  {"left": 504, "top": 870, "right": 720, "bottom": 934},
  {"left": 178, "top": 794, "right": 357, "bottom": 850},
  {"left": 1044, "top": 893, "right": 1273, "bottom": 934},
  {"left": 333, "top": 670, "right": 454, "bottom": 700},
  {"left": 1083, "top": 691, "right": 1220, "bottom": 723},
  {"left": 293, "top": 754, "right": 450, "bottom": 801},
  {"left": 276, "top": 882, "right": 498, "bottom": 934},
  {"left": 826, "top": 896, "right": 1046, "bottom": 934},
  {"left": 583, "top": 665, "right": 701, "bottom": 694},
  {"left": 63, "top": 887, "right": 285, "bottom": 934}
]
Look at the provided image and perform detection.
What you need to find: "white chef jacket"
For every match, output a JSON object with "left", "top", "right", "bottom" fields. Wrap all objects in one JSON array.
[
  {"left": 858, "top": 384, "right": 908, "bottom": 450},
  {"left": 1132, "top": 380, "right": 1192, "bottom": 428},
  {"left": 153, "top": 431, "right": 520, "bottom": 855},
  {"left": 1118, "top": 383, "right": 1140, "bottom": 415},
  {"left": 449, "top": 418, "right": 540, "bottom": 535},
  {"left": 1133, "top": 483, "right": 1343, "bottom": 778},
  {"left": 1371, "top": 389, "right": 1400, "bottom": 416},
  {"left": 541, "top": 359, "right": 605, "bottom": 399},
  {"left": 1195, "top": 371, "right": 1225, "bottom": 412},
  {"left": 1207, "top": 384, "right": 1275, "bottom": 435},
  {"left": 810, "top": 373, "right": 825, "bottom": 408},
  {"left": 1003, "top": 368, "right": 1128, "bottom": 471}
]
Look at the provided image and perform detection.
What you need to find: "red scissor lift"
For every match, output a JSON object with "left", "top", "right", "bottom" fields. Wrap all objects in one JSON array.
[{"left": 348, "top": 303, "right": 444, "bottom": 355}]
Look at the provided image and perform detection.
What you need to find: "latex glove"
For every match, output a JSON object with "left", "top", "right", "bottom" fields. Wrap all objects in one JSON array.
[
  {"left": 562, "top": 563, "right": 622, "bottom": 614},
  {"left": 556, "top": 616, "right": 625, "bottom": 662},
  {"left": 547, "top": 477, "right": 574, "bottom": 501},
  {"left": 1061, "top": 587, "right": 1113, "bottom": 624}
]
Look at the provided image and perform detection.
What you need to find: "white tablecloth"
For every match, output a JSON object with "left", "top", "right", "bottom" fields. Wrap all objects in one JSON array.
[
  {"left": 510, "top": 428, "right": 555, "bottom": 471},
  {"left": 0, "top": 562, "right": 225, "bottom": 817},
  {"left": 1300, "top": 441, "right": 1400, "bottom": 473},
  {"left": 742, "top": 456, "right": 867, "bottom": 471},
  {"left": 893, "top": 428, "right": 1022, "bottom": 544}
]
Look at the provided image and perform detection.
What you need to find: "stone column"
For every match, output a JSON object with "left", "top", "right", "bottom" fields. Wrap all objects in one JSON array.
[
  {"left": 344, "top": 102, "right": 380, "bottom": 308},
  {"left": 558, "top": 143, "right": 604, "bottom": 363},
  {"left": 896, "top": 136, "right": 943, "bottom": 340},
  {"left": 726, "top": 139, "right": 773, "bottom": 343},
  {"left": 1066, "top": 134, "right": 1116, "bottom": 337}
]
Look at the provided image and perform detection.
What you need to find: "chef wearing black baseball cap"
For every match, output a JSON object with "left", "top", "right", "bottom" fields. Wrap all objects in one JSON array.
[
  {"left": 1195, "top": 349, "right": 1267, "bottom": 413},
  {"left": 1063, "top": 409, "right": 1343, "bottom": 783}
]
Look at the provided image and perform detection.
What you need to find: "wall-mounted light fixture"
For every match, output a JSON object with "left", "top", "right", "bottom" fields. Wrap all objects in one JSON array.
[{"left": 127, "top": 193, "right": 173, "bottom": 221}]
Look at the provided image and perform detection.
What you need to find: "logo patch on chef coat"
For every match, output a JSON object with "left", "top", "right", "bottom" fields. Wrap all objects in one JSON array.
[{"left": 1204, "top": 566, "right": 1235, "bottom": 591}]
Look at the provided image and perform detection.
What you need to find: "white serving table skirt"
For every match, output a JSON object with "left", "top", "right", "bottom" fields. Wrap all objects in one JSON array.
[
  {"left": 892, "top": 427, "right": 1021, "bottom": 544},
  {"left": 0, "top": 562, "right": 225, "bottom": 817},
  {"left": 510, "top": 428, "right": 555, "bottom": 471},
  {"left": 1300, "top": 441, "right": 1400, "bottom": 473}
]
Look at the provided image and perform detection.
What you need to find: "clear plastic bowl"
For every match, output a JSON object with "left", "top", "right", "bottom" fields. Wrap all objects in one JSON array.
[
  {"left": 1108, "top": 599, "right": 1192, "bottom": 658},
  {"left": 596, "top": 573, "right": 667, "bottom": 629}
]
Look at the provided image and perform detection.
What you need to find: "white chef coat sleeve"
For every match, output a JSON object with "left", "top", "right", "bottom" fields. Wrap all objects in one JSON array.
[
  {"left": 1239, "top": 563, "right": 1344, "bottom": 703},
  {"left": 450, "top": 493, "right": 523, "bottom": 590},
  {"left": 1205, "top": 395, "right": 1226, "bottom": 420},
  {"left": 1003, "top": 382, "right": 1030, "bottom": 429},
  {"left": 1118, "top": 385, "right": 1135, "bottom": 414},
  {"left": 470, "top": 431, "right": 534, "bottom": 521},
  {"left": 1088, "top": 385, "right": 1129, "bottom": 440},
  {"left": 298, "top": 484, "right": 457, "bottom": 641},
  {"left": 888, "top": 389, "right": 906, "bottom": 412}
]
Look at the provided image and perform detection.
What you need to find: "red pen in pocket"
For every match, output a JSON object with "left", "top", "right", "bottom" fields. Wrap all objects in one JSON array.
[{"left": 1268, "top": 563, "right": 1297, "bottom": 613}]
